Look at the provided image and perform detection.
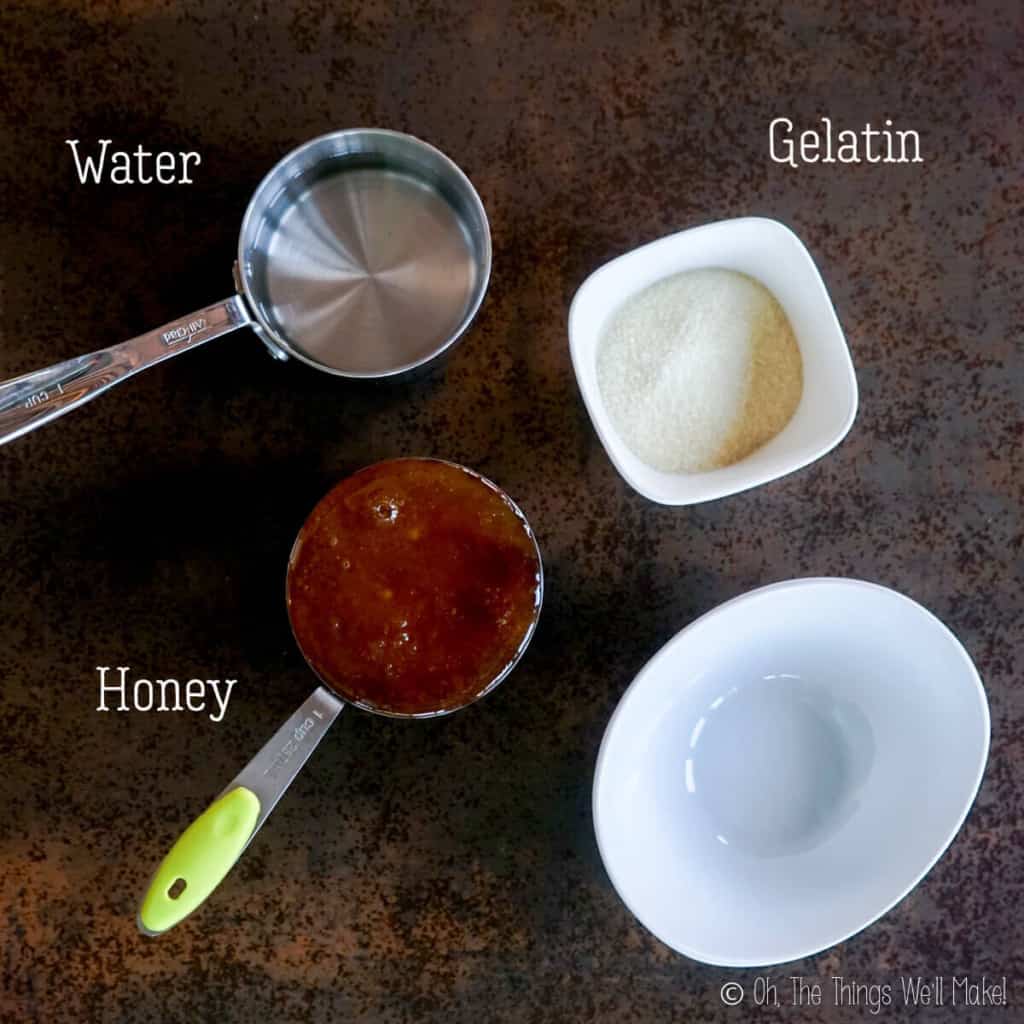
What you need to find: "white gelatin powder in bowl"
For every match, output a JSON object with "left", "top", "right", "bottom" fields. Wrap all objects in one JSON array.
[{"left": 595, "top": 268, "right": 803, "bottom": 473}]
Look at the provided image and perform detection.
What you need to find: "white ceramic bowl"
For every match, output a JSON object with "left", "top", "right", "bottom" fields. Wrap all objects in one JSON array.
[
  {"left": 569, "top": 218, "right": 858, "bottom": 505},
  {"left": 592, "top": 578, "right": 990, "bottom": 967}
]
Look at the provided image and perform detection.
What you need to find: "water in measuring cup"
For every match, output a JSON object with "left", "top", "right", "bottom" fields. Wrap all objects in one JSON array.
[{"left": 259, "top": 167, "right": 477, "bottom": 375}]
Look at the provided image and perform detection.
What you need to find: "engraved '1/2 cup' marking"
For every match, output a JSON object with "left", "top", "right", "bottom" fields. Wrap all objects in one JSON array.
[{"left": 263, "top": 711, "right": 325, "bottom": 781}]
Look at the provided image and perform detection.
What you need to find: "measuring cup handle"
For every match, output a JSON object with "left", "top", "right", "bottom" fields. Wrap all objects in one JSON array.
[
  {"left": 138, "top": 686, "right": 345, "bottom": 936},
  {"left": 0, "top": 295, "right": 251, "bottom": 446}
]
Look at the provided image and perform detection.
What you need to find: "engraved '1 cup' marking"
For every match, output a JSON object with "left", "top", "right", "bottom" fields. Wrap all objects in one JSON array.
[{"left": 23, "top": 382, "right": 64, "bottom": 409}]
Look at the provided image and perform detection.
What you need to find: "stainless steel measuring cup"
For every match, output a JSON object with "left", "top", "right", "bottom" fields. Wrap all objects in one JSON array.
[
  {"left": 0, "top": 129, "right": 491, "bottom": 445},
  {"left": 137, "top": 459, "right": 544, "bottom": 936}
]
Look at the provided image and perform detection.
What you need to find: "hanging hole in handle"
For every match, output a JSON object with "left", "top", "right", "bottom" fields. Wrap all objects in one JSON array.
[{"left": 168, "top": 877, "right": 187, "bottom": 900}]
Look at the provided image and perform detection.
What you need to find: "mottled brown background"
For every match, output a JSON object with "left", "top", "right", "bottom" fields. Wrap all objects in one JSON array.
[{"left": 1, "top": 1, "right": 1021, "bottom": 1021}]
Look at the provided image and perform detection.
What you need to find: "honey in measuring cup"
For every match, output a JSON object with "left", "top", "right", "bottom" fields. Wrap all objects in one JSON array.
[{"left": 286, "top": 459, "right": 542, "bottom": 716}]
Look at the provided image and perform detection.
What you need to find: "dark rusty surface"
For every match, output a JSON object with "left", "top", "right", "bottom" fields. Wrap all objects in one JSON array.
[{"left": 1, "top": 2, "right": 1022, "bottom": 1021}]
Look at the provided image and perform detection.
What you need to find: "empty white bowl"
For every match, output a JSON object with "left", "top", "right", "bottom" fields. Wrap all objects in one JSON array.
[
  {"left": 568, "top": 218, "right": 858, "bottom": 504},
  {"left": 593, "top": 578, "right": 990, "bottom": 967}
]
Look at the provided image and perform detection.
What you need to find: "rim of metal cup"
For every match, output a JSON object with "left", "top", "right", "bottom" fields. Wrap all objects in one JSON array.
[
  {"left": 236, "top": 128, "right": 492, "bottom": 379},
  {"left": 285, "top": 458, "right": 544, "bottom": 719}
]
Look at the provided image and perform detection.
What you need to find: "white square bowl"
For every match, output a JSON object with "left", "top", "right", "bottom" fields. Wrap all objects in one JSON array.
[{"left": 568, "top": 218, "right": 858, "bottom": 505}]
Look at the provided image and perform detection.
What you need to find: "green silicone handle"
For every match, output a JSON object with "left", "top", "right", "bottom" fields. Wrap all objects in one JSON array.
[{"left": 138, "top": 786, "right": 261, "bottom": 935}]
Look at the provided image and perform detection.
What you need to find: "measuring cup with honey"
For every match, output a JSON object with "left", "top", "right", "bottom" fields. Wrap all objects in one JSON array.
[{"left": 138, "top": 459, "right": 542, "bottom": 935}]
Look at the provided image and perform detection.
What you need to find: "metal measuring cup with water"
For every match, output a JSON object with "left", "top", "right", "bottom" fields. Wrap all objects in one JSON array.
[{"left": 0, "top": 129, "right": 491, "bottom": 445}]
